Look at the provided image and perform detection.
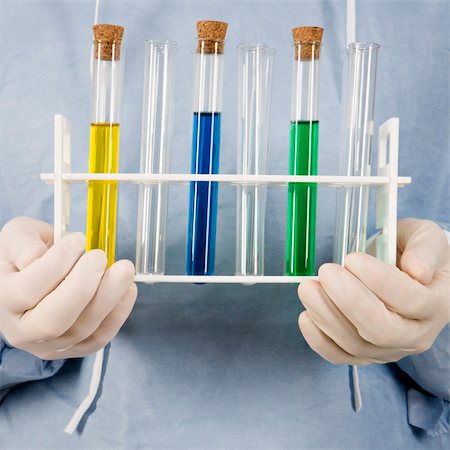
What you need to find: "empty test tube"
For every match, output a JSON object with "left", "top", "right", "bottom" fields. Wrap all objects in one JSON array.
[
  {"left": 186, "top": 21, "right": 228, "bottom": 276},
  {"left": 236, "top": 43, "right": 275, "bottom": 276},
  {"left": 286, "top": 27, "right": 324, "bottom": 276},
  {"left": 86, "top": 24, "right": 124, "bottom": 267},
  {"left": 333, "top": 43, "right": 379, "bottom": 264},
  {"left": 136, "top": 40, "right": 176, "bottom": 274}
]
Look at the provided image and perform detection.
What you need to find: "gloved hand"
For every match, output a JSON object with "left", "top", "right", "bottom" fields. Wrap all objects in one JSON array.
[
  {"left": 0, "top": 217, "right": 138, "bottom": 360},
  {"left": 298, "top": 218, "right": 450, "bottom": 365}
]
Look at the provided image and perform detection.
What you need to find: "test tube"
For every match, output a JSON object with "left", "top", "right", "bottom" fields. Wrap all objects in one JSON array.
[
  {"left": 186, "top": 21, "right": 228, "bottom": 276},
  {"left": 135, "top": 40, "right": 176, "bottom": 275},
  {"left": 86, "top": 24, "right": 124, "bottom": 267},
  {"left": 333, "top": 43, "right": 379, "bottom": 264},
  {"left": 285, "top": 27, "right": 324, "bottom": 276},
  {"left": 236, "top": 43, "right": 275, "bottom": 276}
]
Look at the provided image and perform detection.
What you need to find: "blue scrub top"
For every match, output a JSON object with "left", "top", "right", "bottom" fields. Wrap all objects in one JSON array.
[{"left": 0, "top": 0, "right": 449, "bottom": 448}]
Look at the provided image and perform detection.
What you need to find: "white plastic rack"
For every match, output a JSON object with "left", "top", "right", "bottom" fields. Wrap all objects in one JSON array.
[{"left": 41, "top": 115, "right": 411, "bottom": 284}]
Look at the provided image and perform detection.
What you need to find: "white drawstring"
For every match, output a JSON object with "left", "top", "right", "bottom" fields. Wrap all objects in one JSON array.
[
  {"left": 65, "top": 0, "right": 107, "bottom": 435},
  {"left": 352, "top": 365, "right": 363, "bottom": 412},
  {"left": 64, "top": 347, "right": 105, "bottom": 434}
]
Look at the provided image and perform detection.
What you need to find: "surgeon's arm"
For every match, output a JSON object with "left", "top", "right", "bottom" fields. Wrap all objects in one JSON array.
[
  {"left": 297, "top": 218, "right": 450, "bottom": 436},
  {"left": 0, "top": 338, "right": 65, "bottom": 401},
  {"left": 0, "top": 217, "right": 137, "bottom": 397}
]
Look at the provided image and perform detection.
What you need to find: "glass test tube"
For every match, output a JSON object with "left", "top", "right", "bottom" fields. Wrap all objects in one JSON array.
[
  {"left": 333, "top": 43, "right": 379, "bottom": 264},
  {"left": 285, "top": 27, "right": 324, "bottom": 276},
  {"left": 236, "top": 43, "right": 275, "bottom": 276},
  {"left": 86, "top": 24, "right": 124, "bottom": 267},
  {"left": 186, "top": 21, "right": 228, "bottom": 276},
  {"left": 135, "top": 40, "right": 176, "bottom": 274}
]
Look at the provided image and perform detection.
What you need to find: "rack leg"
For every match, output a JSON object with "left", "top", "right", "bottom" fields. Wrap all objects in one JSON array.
[
  {"left": 53, "top": 114, "right": 71, "bottom": 242},
  {"left": 376, "top": 118, "right": 399, "bottom": 265}
]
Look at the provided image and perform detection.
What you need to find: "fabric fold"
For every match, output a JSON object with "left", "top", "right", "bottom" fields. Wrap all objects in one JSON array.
[{"left": 407, "top": 388, "right": 450, "bottom": 437}]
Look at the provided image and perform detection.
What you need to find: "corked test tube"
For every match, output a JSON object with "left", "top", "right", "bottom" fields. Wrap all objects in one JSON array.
[
  {"left": 286, "top": 26, "right": 324, "bottom": 277},
  {"left": 186, "top": 20, "right": 228, "bottom": 276},
  {"left": 236, "top": 43, "right": 275, "bottom": 276},
  {"left": 135, "top": 40, "right": 177, "bottom": 275},
  {"left": 86, "top": 24, "right": 125, "bottom": 267},
  {"left": 333, "top": 42, "right": 379, "bottom": 264}
]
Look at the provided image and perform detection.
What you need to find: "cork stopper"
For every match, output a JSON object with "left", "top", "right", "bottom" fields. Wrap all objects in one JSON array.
[
  {"left": 93, "top": 24, "right": 124, "bottom": 61},
  {"left": 196, "top": 20, "right": 228, "bottom": 54},
  {"left": 292, "top": 26, "right": 324, "bottom": 60}
]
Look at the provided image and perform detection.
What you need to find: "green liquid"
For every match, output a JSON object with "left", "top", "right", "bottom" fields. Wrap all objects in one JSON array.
[{"left": 286, "top": 120, "right": 319, "bottom": 276}]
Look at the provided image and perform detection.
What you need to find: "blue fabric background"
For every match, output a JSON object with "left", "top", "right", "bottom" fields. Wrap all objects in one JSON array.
[{"left": 0, "top": 0, "right": 449, "bottom": 448}]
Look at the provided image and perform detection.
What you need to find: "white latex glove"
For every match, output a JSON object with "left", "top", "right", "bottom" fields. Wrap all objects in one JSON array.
[
  {"left": 0, "top": 217, "right": 138, "bottom": 360},
  {"left": 298, "top": 218, "right": 450, "bottom": 365}
]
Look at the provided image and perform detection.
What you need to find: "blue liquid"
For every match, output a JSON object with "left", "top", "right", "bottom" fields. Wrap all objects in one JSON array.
[{"left": 186, "top": 112, "right": 221, "bottom": 275}]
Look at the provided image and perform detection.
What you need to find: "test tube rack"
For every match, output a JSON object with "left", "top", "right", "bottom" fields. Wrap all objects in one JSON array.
[{"left": 41, "top": 114, "right": 411, "bottom": 284}]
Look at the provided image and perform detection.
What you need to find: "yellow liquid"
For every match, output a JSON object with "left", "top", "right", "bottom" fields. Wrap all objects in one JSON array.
[{"left": 86, "top": 123, "right": 120, "bottom": 267}]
